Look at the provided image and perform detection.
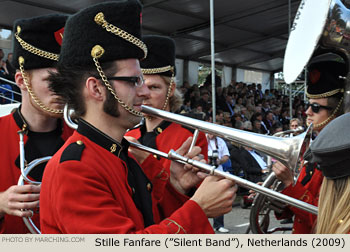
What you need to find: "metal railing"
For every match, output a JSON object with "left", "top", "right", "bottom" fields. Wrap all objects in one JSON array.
[
  {"left": 275, "top": 80, "right": 306, "bottom": 99},
  {"left": 0, "top": 76, "right": 21, "bottom": 104}
]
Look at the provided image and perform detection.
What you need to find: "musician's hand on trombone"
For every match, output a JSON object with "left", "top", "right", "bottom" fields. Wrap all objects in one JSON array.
[
  {"left": 125, "top": 136, "right": 150, "bottom": 164},
  {"left": 248, "top": 181, "right": 263, "bottom": 199},
  {"left": 170, "top": 137, "right": 207, "bottom": 195},
  {"left": 0, "top": 184, "right": 40, "bottom": 218},
  {"left": 191, "top": 175, "right": 237, "bottom": 218},
  {"left": 272, "top": 161, "right": 293, "bottom": 187}
]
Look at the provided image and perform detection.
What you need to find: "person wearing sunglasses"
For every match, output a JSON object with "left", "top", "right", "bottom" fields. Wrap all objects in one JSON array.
[
  {"left": 124, "top": 35, "right": 212, "bottom": 223},
  {"left": 39, "top": 1, "right": 235, "bottom": 234},
  {"left": 272, "top": 56, "right": 345, "bottom": 234},
  {"left": 303, "top": 113, "right": 350, "bottom": 234}
]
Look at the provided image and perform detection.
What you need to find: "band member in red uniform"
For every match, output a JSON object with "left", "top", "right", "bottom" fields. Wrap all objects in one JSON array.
[
  {"left": 125, "top": 35, "right": 208, "bottom": 218},
  {"left": 0, "top": 14, "right": 72, "bottom": 233},
  {"left": 273, "top": 56, "right": 345, "bottom": 233},
  {"left": 304, "top": 113, "right": 350, "bottom": 234},
  {"left": 40, "top": 1, "right": 236, "bottom": 234}
]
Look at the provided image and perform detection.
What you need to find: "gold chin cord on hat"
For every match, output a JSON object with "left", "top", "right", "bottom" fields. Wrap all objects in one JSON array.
[
  {"left": 91, "top": 45, "right": 142, "bottom": 117},
  {"left": 15, "top": 26, "right": 63, "bottom": 115},
  {"left": 90, "top": 11, "right": 149, "bottom": 118},
  {"left": 18, "top": 56, "right": 63, "bottom": 115}
]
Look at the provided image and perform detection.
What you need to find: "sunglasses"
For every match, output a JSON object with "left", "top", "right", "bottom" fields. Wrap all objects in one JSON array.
[
  {"left": 96, "top": 76, "right": 145, "bottom": 87},
  {"left": 306, "top": 102, "right": 333, "bottom": 113}
]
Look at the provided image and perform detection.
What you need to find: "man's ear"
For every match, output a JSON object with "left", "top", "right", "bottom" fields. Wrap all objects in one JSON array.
[
  {"left": 86, "top": 77, "right": 105, "bottom": 101},
  {"left": 15, "top": 71, "right": 27, "bottom": 91}
]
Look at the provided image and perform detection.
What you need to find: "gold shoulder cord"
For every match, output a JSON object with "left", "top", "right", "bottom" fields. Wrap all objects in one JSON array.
[
  {"left": 18, "top": 56, "right": 63, "bottom": 114},
  {"left": 142, "top": 66, "right": 175, "bottom": 110},
  {"left": 91, "top": 45, "right": 143, "bottom": 117}
]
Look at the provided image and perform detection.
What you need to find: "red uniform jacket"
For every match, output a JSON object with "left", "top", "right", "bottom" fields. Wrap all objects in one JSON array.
[
  {"left": 0, "top": 108, "right": 73, "bottom": 233},
  {"left": 40, "top": 119, "right": 213, "bottom": 234},
  {"left": 280, "top": 162, "right": 323, "bottom": 234},
  {"left": 126, "top": 120, "right": 208, "bottom": 183},
  {"left": 126, "top": 120, "right": 208, "bottom": 221}
]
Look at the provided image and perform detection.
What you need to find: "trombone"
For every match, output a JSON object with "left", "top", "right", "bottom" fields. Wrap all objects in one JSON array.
[
  {"left": 141, "top": 105, "right": 312, "bottom": 178},
  {"left": 64, "top": 105, "right": 317, "bottom": 214},
  {"left": 129, "top": 141, "right": 317, "bottom": 215},
  {"left": 139, "top": 105, "right": 317, "bottom": 214}
]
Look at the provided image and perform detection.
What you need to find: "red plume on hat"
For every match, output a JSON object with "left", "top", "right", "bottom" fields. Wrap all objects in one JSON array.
[
  {"left": 309, "top": 69, "right": 321, "bottom": 84},
  {"left": 54, "top": 27, "right": 64, "bottom": 46}
]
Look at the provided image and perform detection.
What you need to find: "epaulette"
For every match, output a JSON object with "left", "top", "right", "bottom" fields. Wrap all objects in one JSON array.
[{"left": 60, "top": 140, "right": 85, "bottom": 163}]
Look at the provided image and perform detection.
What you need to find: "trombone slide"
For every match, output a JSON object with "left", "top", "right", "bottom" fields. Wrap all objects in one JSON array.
[{"left": 129, "top": 142, "right": 318, "bottom": 215}]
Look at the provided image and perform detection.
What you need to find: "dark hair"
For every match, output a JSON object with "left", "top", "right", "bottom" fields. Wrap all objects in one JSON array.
[
  {"left": 48, "top": 61, "right": 117, "bottom": 117},
  {"left": 327, "top": 94, "right": 344, "bottom": 118}
]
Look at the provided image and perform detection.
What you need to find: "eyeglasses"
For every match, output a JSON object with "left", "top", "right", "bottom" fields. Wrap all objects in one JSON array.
[
  {"left": 96, "top": 76, "right": 145, "bottom": 87},
  {"left": 306, "top": 102, "right": 333, "bottom": 113}
]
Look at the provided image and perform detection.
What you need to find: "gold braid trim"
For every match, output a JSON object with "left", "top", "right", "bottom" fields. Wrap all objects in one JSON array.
[
  {"left": 142, "top": 66, "right": 174, "bottom": 75},
  {"left": 91, "top": 45, "right": 143, "bottom": 117},
  {"left": 15, "top": 26, "right": 59, "bottom": 61},
  {"left": 94, "top": 12, "right": 147, "bottom": 59},
  {"left": 156, "top": 168, "right": 170, "bottom": 181},
  {"left": 306, "top": 88, "right": 344, "bottom": 99},
  {"left": 162, "top": 81, "right": 174, "bottom": 110},
  {"left": 165, "top": 218, "right": 187, "bottom": 234},
  {"left": 299, "top": 190, "right": 310, "bottom": 202},
  {"left": 18, "top": 56, "right": 63, "bottom": 114},
  {"left": 307, "top": 96, "right": 344, "bottom": 130},
  {"left": 144, "top": 68, "right": 175, "bottom": 115}
]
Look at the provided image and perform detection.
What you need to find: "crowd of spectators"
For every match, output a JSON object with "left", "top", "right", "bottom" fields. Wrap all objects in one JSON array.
[
  {"left": 179, "top": 80, "right": 307, "bottom": 134},
  {"left": 0, "top": 49, "right": 19, "bottom": 104},
  {"left": 179, "top": 79, "right": 307, "bottom": 182}
]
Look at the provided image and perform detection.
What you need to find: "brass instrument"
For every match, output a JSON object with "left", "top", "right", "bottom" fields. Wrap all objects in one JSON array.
[
  {"left": 139, "top": 105, "right": 316, "bottom": 214},
  {"left": 249, "top": 127, "right": 306, "bottom": 234},
  {"left": 249, "top": 0, "right": 350, "bottom": 233},
  {"left": 17, "top": 130, "right": 51, "bottom": 234},
  {"left": 141, "top": 105, "right": 312, "bottom": 179},
  {"left": 64, "top": 105, "right": 317, "bottom": 214},
  {"left": 283, "top": 0, "right": 350, "bottom": 106}
]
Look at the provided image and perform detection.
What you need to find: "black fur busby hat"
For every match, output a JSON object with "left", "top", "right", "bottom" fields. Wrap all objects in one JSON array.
[
  {"left": 12, "top": 14, "right": 68, "bottom": 70},
  {"left": 304, "top": 113, "right": 350, "bottom": 179},
  {"left": 58, "top": 0, "right": 147, "bottom": 68},
  {"left": 306, "top": 59, "right": 346, "bottom": 99},
  {"left": 141, "top": 35, "right": 176, "bottom": 77}
]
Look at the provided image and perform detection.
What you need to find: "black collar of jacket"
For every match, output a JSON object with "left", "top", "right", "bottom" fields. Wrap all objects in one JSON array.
[
  {"left": 139, "top": 119, "right": 172, "bottom": 136},
  {"left": 13, "top": 106, "right": 63, "bottom": 135},
  {"left": 77, "top": 119, "right": 128, "bottom": 158}
]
